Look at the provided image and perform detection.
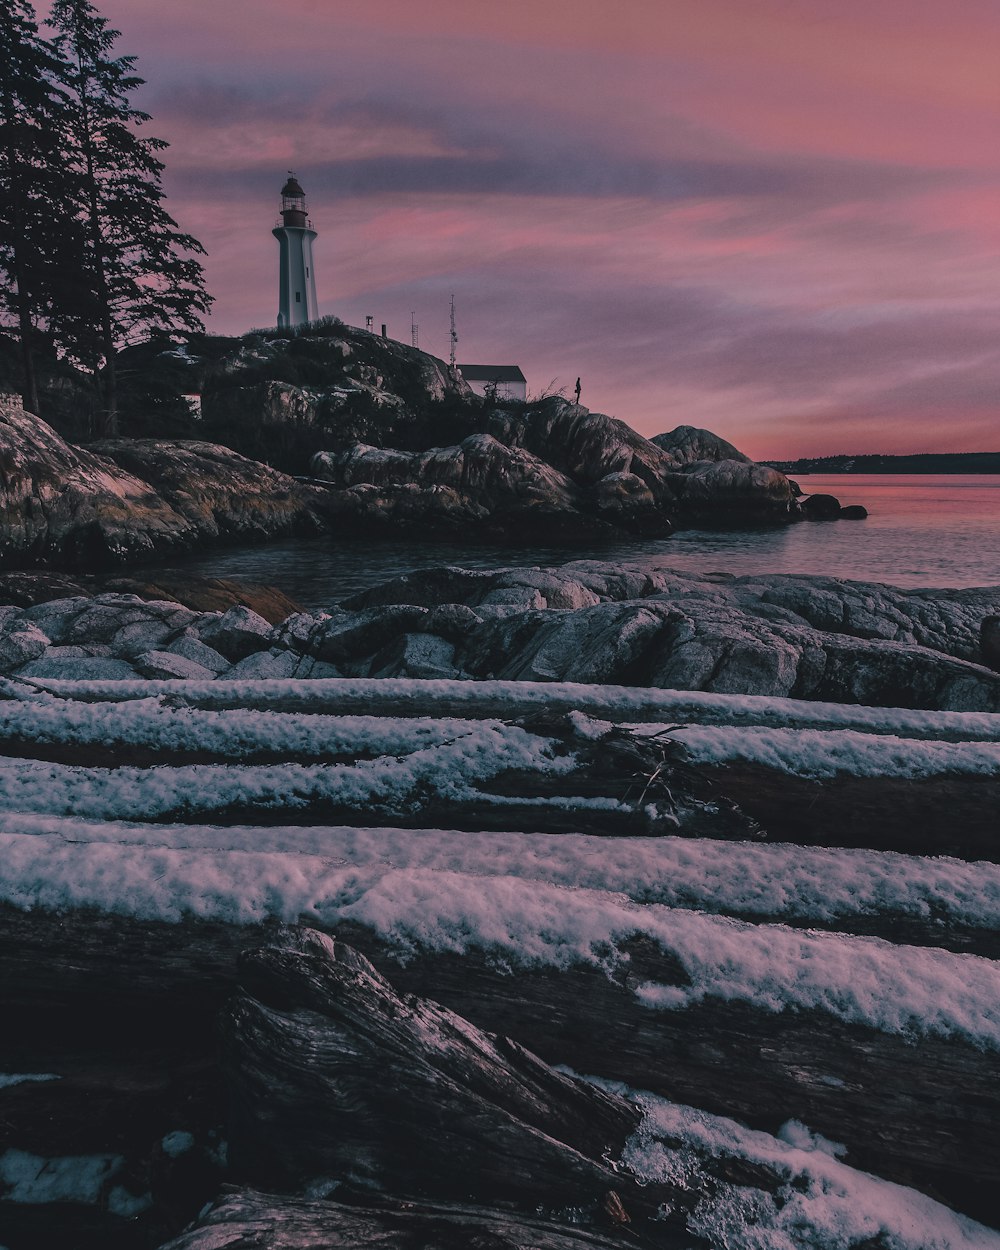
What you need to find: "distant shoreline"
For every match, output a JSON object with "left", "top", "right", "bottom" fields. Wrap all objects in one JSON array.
[{"left": 766, "top": 452, "right": 1000, "bottom": 475}]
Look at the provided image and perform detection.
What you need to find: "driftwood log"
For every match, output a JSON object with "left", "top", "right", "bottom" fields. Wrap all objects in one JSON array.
[
  {"left": 2, "top": 684, "right": 995, "bottom": 854},
  {"left": 2, "top": 684, "right": 998, "bottom": 1244},
  {"left": 157, "top": 1188, "right": 651, "bottom": 1250},
  {"left": 2, "top": 908, "right": 998, "bottom": 1230},
  {"left": 221, "top": 929, "right": 701, "bottom": 1243}
]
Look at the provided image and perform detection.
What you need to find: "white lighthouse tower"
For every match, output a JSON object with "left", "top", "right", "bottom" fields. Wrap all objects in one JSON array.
[{"left": 273, "top": 173, "right": 318, "bottom": 328}]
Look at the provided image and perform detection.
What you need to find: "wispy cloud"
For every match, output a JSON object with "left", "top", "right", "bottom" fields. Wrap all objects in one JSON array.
[{"left": 84, "top": 0, "right": 1000, "bottom": 456}]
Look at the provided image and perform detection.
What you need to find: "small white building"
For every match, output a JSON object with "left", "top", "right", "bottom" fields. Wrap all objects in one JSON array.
[{"left": 457, "top": 364, "right": 527, "bottom": 402}]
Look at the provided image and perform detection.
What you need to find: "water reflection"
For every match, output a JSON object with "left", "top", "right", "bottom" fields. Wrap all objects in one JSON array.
[{"left": 137, "top": 475, "right": 1000, "bottom": 611}]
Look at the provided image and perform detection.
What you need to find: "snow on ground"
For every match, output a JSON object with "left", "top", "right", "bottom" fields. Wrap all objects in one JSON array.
[
  {"left": 4, "top": 816, "right": 998, "bottom": 933},
  {"left": 585, "top": 1077, "right": 1000, "bottom": 1250},
  {"left": 3, "top": 832, "right": 999, "bottom": 1049}
]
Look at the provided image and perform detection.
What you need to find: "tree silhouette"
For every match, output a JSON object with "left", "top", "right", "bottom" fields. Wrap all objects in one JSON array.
[
  {"left": 48, "top": 0, "right": 211, "bottom": 434},
  {"left": 0, "top": 0, "right": 71, "bottom": 414}
]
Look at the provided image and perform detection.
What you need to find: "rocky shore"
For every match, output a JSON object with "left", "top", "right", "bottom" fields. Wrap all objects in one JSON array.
[
  {"left": 3, "top": 561, "right": 995, "bottom": 712},
  {"left": 0, "top": 324, "right": 867, "bottom": 570}
]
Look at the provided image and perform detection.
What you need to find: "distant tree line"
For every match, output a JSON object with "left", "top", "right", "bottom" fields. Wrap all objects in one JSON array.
[{"left": 0, "top": 0, "right": 211, "bottom": 434}]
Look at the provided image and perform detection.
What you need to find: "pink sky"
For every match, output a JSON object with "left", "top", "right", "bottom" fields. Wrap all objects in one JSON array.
[{"left": 80, "top": 0, "right": 1000, "bottom": 458}]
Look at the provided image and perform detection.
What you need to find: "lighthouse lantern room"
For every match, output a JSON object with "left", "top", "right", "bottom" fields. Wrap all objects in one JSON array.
[{"left": 273, "top": 173, "right": 318, "bottom": 328}]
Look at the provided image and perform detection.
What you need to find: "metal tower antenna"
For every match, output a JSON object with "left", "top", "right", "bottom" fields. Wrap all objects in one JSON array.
[
  {"left": 449, "top": 294, "right": 457, "bottom": 369},
  {"left": 411, "top": 311, "right": 419, "bottom": 349}
]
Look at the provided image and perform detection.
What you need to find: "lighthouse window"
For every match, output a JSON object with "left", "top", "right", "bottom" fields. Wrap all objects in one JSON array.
[
  {"left": 295, "top": 292, "right": 301, "bottom": 302},
  {"left": 306, "top": 267, "right": 309, "bottom": 277}
]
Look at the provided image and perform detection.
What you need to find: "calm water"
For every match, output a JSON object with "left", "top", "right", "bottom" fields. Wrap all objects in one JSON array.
[{"left": 145, "top": 475, "right": 1000, "bottom": 611}]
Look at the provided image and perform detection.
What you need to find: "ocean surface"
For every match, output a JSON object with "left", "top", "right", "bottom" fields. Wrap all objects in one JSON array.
[{"left": 144, "top": 475, "right": 1000, "bottom": 612}]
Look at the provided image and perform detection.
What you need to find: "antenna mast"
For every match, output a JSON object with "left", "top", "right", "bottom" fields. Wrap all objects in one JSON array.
[
  {"left": 449, "top": 294, "right": 457, "bottom": 369},
  {"left": 411, "top": 311, "right": 419, "bottom": 349}
]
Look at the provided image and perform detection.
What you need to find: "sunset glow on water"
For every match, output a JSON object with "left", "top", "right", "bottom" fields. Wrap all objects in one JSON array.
[{"left": 147, "top": 476, "right": 1000, "bottom": 608}]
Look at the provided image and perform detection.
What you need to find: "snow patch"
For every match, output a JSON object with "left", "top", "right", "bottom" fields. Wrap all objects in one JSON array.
[
  {"left": 591, "top": 1079, "right": 1000, "bottom": 1250},
  {"left": 0, "top": 1073, "right": 60, "bottom": 1090},
  {"left": 0, "top": 1148, "right": 122, "bottom": 1205}
]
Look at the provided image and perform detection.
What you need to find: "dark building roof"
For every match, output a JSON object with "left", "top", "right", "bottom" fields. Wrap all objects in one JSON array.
[
  {"left": 281, "top": 174, "right": 306, "bottom": 198},
  {"left": 457, "top": 364, "right": 526, "bottom": 383}
]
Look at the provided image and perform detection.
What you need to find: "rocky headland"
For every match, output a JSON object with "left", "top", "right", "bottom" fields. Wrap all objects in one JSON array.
[{"left": 0, "top": 322, "right": 867, "bottom": 571}]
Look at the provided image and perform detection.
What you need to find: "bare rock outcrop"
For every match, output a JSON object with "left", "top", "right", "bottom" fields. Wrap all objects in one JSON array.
[
  {"left": 332, "top": 563, "right": 1000, "bottom": 711},
  {"left": 0, "top": 397, "right": 334, "bottom": 571},
  {"left": 670, "top": 457, "right": 795, "bottom": 513},
  {"left": 316, "top": 433, "right": 583, "bottom": 516},
  {"left": 160, "top": 1190, "right": 637, "bottom": 1250},
  {"left": 203, "top": 325, "right": 473, "bottom": 452},
  {"left": 310, "top": 428, "right": 650, "bottom": 537},
  {"left": 0, "top": 397, "right": 195, "bottom": 566},
  {"left": 651, "top": 424, "right": 752, "bottom": 465},
  {"left": 94, "top": 438, "right": 331, "bottom": 544},
  {"left": 310, "top": 401, "right": 800, "bottom": 535},
  {"left": 488, "top": 399, "right": 681, "bottom": 500}
]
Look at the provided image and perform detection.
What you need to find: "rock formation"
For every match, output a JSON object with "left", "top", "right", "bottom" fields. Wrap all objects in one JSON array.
[
  {"left": 651, "top": 424, "right": 752, "bottom": 465},
  {"left": 197, "top": 325, "right": 804, "bottom": 534},
  {"left": 94, "top": 438, "right": 330, "bottom": 544},
  {"left": 0, "top": 562, "right": 997, "bottom": 711},
  {"left": 309, "top": 401, "right": 796, "bottom": 535},
  {"left": 0, "top": 396, "right": 194, "bottom": 566},
  {"left": 0, "top": 397, "right": 332, "bottom": 571},
  {"left": 0, "top": 316, "right": 845, "bottom": 565}
]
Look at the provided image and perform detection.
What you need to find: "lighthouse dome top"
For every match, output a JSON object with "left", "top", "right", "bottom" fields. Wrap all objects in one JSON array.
[
  {"left": 280, "top": 173, "right": 306, "bottom": 199},
  {"left": 278, "top": 172, "right": 310, "bottom": 228}
]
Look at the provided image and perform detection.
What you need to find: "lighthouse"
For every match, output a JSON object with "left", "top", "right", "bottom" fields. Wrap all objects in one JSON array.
[{"left": 273, "top": 173, "right": 318, "bottom": 328}]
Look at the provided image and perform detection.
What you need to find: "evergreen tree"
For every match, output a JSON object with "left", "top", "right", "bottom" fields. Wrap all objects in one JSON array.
[
  {"left": 0, "top": 0, "right": 71, "bottom": 414},
  {"left": 48, "top": 0, "right": 212, "bottom": 435}
]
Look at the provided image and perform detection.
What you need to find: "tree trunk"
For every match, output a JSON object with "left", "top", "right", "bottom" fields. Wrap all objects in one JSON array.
[{"left": 14, "top": 282, "right": 40, "bottom": 415}]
